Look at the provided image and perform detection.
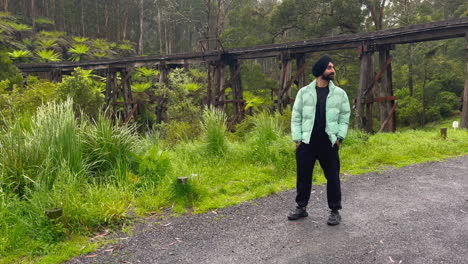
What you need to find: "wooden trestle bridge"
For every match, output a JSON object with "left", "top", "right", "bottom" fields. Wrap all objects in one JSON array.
[{"left": 16, "top": 17, "right": 468, "bottom": 131}]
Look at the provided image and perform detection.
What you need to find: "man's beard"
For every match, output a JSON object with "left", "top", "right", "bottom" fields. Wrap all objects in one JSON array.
[{"left": 323, "top": 73, "right": 334, "bottom": 81}]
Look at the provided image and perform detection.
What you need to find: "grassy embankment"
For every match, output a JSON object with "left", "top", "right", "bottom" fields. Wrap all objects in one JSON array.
[{"left": 0, "top": 101, "right": 467, "bottom": 264}]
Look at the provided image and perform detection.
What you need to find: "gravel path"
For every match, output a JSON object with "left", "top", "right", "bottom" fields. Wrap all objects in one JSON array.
[{"left": 67, "top": 156, "right": 468, "bottom": 264}]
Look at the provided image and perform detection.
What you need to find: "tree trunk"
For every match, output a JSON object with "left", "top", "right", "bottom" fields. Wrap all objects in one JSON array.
[
  {"left": 365, "top": 0, "right": 386, "bottom": 30},
  {"left": 164, "top": 23, "right": 168, "bottom": 55},
  {"left": 157, "top": 8, "right": 163, "bottom": 54},
  {"left": 123, "top": 0, "right": 129, "bottom": 40},
  {"left": 461, "top": 33, "right": 468, "bottom": 128},
  {"left": 43, "top": 0, "right": 48, "bottom": 17},
  {"left": 81, "top": 0, "right": 85, "bottom": 36},
  {"left": 408, "top": 43, "right": 414, "bottom": 96},
  {"left": 31, "top": 0, "right": 36, "bottom": 32},
  {"left": 59, "top": 0, "right": 65, "bottom": 31},
  {"left": 104, "top": 1, "right": 109, "bottom": 40},
  {"left": 215, "top": 0, "right": 221, "bottom": 50},
  {"left": 138, "top": 0, "right": 144, "bottom": 55},
  {"left": 205, "top": 0, "right": 212, "bottom": 106}
]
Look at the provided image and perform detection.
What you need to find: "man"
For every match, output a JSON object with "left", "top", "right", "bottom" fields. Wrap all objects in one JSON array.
[{"left": 288, "top": 54, "right": 350, "bottom": 225}]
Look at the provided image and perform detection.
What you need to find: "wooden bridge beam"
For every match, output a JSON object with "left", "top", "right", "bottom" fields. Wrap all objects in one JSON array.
[
  {"left": 213, "top": 60, "right": 226, "bottom": 108},
  {"left": 377, "top": 45, "right": 396, "bottom": 132},
  {"left": 278, "top": 52, "right": 292, "bottom": 112},
  {"left": 461, "top": 32, "right": 468, "bottom": 128},
  {"left": 156, "top": 63, "right": 170, "bottom": 124},
  {"left": 228, "top": 59, "right": 244, "bottom": 118},
  {"left": 105, "top": 70, "right": 117, "bottom": 113},
  {"left": 356, "top": 43, "right": 375, "bottom": 132},
  {"left": 120, "top": 69, "right": 134, "bottom": 121},
  {"left": 295, "top": 54, "right": 308, "bottom": 89}
]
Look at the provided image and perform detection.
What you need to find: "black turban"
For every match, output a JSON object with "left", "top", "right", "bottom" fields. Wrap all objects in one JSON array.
[{"left": 312, "top": 55, "right": 333, "bottom": 77}]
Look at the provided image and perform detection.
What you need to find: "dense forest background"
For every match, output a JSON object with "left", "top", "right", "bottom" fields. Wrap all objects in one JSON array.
[{"left": 1, "top": 0, "right": 467, "bottom": 129}]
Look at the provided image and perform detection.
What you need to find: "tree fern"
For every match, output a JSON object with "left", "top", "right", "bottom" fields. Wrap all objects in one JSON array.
[
  {"left": 8, "top": 50, "right": 32, "bottom": 63},
  {"left": 68, "top": 44, "right": 90, "bottom": 62},
  {"left": 36, "top": 49, "right": 61, "bottom": 62}
]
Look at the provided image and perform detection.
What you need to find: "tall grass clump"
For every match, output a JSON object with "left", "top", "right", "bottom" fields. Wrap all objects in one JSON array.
[
  {"left": 246, "top": 111, "right": 294, "bottom": 171},
  {"left": 0, "top": 99, "right": 83, "bottom": 196},
  {"left": 136, "top": 145, "right": 171, "bottom": 189},
  {"left": 201, "top": 107, "right": 227, "bottom": 155},
  {"left": 31, "top": 99, "right": 84, "bottom": 188},
  {"left": 81, "top": 113, "right": 138, "bottom": 185}
]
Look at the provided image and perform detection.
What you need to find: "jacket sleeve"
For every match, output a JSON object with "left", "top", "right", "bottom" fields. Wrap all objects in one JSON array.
[
  {"left": 337, "top": 90, "right": 350, "bottom": 140},
  {"left": 291, "top": 88, "right": 303, "bottom": 142}
]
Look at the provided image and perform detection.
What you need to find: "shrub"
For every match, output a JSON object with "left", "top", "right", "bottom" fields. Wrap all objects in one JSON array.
[
  {"left": 137, "top": 145, "right": 171, "bottom": 187},
  {"left": 56, "top": 68, "right": 104, "bottom": 118},
  {"left": 245, "top": 112, "right": 294, "bottom": 172},
  {"left": 201, "top": 107, "right": 227, "bottom": 155},
  {"left": 0, "top": 99, "right": 83, "bottom": 196},
  {"left": 81, "top": 113, "right": 137, "bottom": 184}
]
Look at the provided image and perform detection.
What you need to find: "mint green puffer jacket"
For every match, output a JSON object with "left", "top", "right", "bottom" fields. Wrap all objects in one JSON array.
[{"left": 291, "top": 80, "right": 351, "bottom": 145}]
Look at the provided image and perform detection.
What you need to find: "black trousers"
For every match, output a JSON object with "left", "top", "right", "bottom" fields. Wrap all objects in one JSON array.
[{"left": 295, "top": 136, "right": 342, "bottom": 210}]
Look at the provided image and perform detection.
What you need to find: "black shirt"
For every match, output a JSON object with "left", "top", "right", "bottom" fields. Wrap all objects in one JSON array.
[{"left": 311, "top": 85, "right": 329, "bottom": 140}]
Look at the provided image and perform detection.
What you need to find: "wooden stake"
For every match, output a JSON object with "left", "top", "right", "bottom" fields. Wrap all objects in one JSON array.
[{"left": 440, "top": 127, "right": 447, "bottom": 139}]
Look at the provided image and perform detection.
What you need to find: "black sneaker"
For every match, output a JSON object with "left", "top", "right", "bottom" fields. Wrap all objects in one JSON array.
[
  {"left": 287, "top": 206, "right": 308, "bottom": 220},
  {"left": 327, "top": 210, "right": 341, "bottom": 225}
]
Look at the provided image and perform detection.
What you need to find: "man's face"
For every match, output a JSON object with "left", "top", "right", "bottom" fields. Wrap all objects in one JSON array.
[{"left": 322, "top": 62, "right": 335, "bottom": 81}]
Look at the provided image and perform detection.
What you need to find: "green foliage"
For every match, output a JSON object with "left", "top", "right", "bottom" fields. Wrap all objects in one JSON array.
[
  {"left": 397, "top": 96, "right": 423, "bottom": 127},
  {"left": 1, "top": 77, "right": 58, "bottom": 121},
  {"left": 8, "top": 23, "right": 31, "bottom": 32},
  {"left": 131, "top": 82, "right": 152, "bottom": 93},
  {"left": 134, "top": 67, "right": 160, "bottom": 79},
  {"left": 36, "top": 39, "right": 60, "bottom": 50},
  {"left": 201, "top": 107, "right": 228, "bottom": 155},
  {"left": 72, "top": 37, "right": 89, "bottom": 43},
  {"left": 36, "top": 49, "right": 61, "bottom": 62},
  {"left": 8, "top": 50, "right": 32, "bottom": 63},
  {"left": 116, "top": 41, "right": 136, "bottom": 57},
  {"left": 137, "top": 145, "right": 170, "bottom": 187},
  {"left": 165, "top": 68, "right": 205, "bottom": 123},
  {"left": 0, "top": 50, "right": 22, "bottom": 83},
  {"left": 0, "top": 100, "right": 83, "bottom": 197},
  {"left": 38, "top": 31, "right": 66, "bottom": 39},
  {"left": 56, "top": 68, "right": 104, "bottom": 118},
  {"left": 68, "top": 43, "right": 90, "bottom": 61},
  {"left": 35, "top": 17, "right": 55, "bottom": 25},
  {"left": 81, "top": 114, "right": 138, "bottom": 185},
  {"left": 157, "top": 121, "right": 201, "bottom": 147},
  {"left": 245, "top": 111, "right": 293, "bottom": 171}
]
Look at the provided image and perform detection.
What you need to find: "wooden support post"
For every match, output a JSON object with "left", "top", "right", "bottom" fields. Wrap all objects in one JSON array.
[
  {"left": 105, "top": 70, "right": 118, "bottom": 117},
  {"left": 461, "top": 32, "right": 468, "bottom": 129},
  {"left": 278, "top": 52, "right": 292, "bottom": 112},
  {"left": 156, "top": 63, "right": 169, "bottom": 124},
  {"left": 105, "top": 70, "right": 116, "bottom": 106},
  {"left": 213, "top": 60, "right": 226, "bottom": 108},
  {"left": 296, "top": 53, "right": 307, "bottom": 89},
  {"left": 177, "top": 177, "right": 188, "bottom": 184},
  {"left": 377, "top": 45, "right": 396, "bottom": 132},
  {"left": 121, "top": 69, "right": 134, "bottom": 121},
  {"left": 229, "top": 59, "right": 244, "bottom": 117},
  {"left": 51, "top": 68, "right": 62, "bottom": 83},
  {"left": 356, "top": 43, "right": 375, "bottom": 132}
]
